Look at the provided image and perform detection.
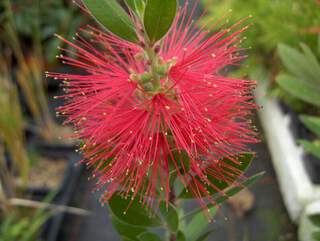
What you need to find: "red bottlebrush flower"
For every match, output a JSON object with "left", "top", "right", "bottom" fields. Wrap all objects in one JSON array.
[{"left": 49, "top": 2, "right": 257, "bottom": 210}]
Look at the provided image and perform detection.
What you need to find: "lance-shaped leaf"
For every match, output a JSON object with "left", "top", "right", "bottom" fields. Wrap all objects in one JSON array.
[
  {"left": 299, "top": 140, "right": 320, "bottom": 159},
  {"left": 144, "top": 0, "right": 177, "bottom": 43},
  {"left": 182, "top": 172, "right": 265, "bottom": 220},
  {"left": 169, "top": 150, "right": 191, "bottom": 175},
  {"left": 179, "top": 153, "right": 254, "bottom": 199},
  {"left": 195, "top": 231, "right": 214, "bottom": 241},
  {"left": 177, "top": 231, "right": 187, "bottom": 241},
  {"left": 108, "top": 192, "right": 162, "bottom": 227},
  {"left": 300, "top": 115, "right": 320, "bottom": 137},
  {"left": 138, "top": 232, "right": 162, "bottom": 241},
  {"left": 159, "top": 201, "right": 179, "bottom": 232},
  {"left": 278, "top": 43, "right": 320, "bottom": 84},
  {"left": 111, "top": 215, "right": 146, "bottom": 241},
  {"left": 184, "top": 206, "right": 216, "bottom": 241},
  {"left": 122, "top": 238, "right": 137, "bottom": 241},
  {"left": 83, "top": 0, "right": 138, "bottom": 43},
  {"left": 276, "top": 74, "right": 320, "bottom": 107},
  {"left": 309, "top": 214, "right": 320, "bottom": 226},
  {"left": 313, "top": 231, "right": 320, "bottom": 240}
]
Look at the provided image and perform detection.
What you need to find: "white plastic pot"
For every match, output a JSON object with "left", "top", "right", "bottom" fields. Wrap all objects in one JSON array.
[{"left": 256, "top": 81, "right": 320, "bottom": 224}]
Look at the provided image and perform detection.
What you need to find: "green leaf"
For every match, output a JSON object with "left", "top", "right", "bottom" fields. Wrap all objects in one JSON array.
[
  {"left": 125, "top": 0, "right": 137, "bottom": 10},
  {"left": 179, "top": 153, "right": 254, "bottom": 199},
  {"left": 21, "top": 214, "right": 49, "bottom": 241},
  {"left": 177, "top": 231, "right": 186, "bottom": 241},
  {"left": 299, "top": 140, "right": 320, "bottom": 159},
  {"left": 276, "top": 74, "right": 320, "bottom": 107},
  {"left": 138, "top": 232, "right": 162, "bottom": 241},
  {"left": 278, "top": 43, "right": 320, "bottom": 84},
  {"left": 213, "top": 172, "right": 264, "bottom": 203},
  {"left": 184, "top": 207, "right": 216, "bottom": 241},
  {"left": 309, "top": 214, "right": 320, "bottom": 227},
  {"left": 123, "top": 238, "right": 138, "bottom": 241},
  {"left": 300, "top": 115, "right": 320, "bottom": 137},
  {"left": 300, "top": 43, "right": 320, "bottom": 83},
  {"left": 318, "top": 35, "right": 320, "bottom": 56},
  {"left": 125, "top": 0, "right": 145, "bottom": 17},
  {"left": 83, "top": 0, "right": 138, "bottom": 43},
  {"left": 169, "top": 150, "right": 191, "bottom": 191},
  {"left": 0, "top": 214, "right": 16, "bottom": 235},
  {"left": 108, "top": 192, "right": 162, "bottom": 227},
  {"left": 144, "top": 0, "right": 177, "bottom": 43},
  {"left": 182, "top": 172, "right": 265, "bottom": 220},
  {"left": 312, "top": 231, "right": 320, "bottom": 240},
  {"left": 195, "top": 231, "right": 214, "bottom": 241},
  {"left": 111, "top": 215, "right": 146, "bottom": 241},
  {"left": 278, "top": 44, "right": 306, "bottom": 79},
  {"left": 169, "top": 150, "right": 191, "bottom": 175},
  {"left": 159, "top": 201, "right": 179, "bottom": 232},
  {"left": 9, "top": 219, "right": 28, "bottom": 238}
]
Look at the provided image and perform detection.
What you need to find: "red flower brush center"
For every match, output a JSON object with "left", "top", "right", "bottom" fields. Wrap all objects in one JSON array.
[{"left": 49, "top": 3, "right": 258, "bottom": 207}]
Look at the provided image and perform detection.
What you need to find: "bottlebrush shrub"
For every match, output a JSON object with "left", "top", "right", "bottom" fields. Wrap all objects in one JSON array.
[{"left": 48, "top": 0, "right": 263, "bottom": 240}]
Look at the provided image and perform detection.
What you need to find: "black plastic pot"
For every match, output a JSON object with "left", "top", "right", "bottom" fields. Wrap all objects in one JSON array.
[
  {"left": 26, "top": 151, "right": 82, "bottom": 241},
  {"left": 40, "top": 153, "right": 82, "bottom": 241},
  {"left": 23, "top": 140, "right": 82, "bottom": 241},
  {"left": 25, "top": 126, "right": 77, "bottom": 153}
]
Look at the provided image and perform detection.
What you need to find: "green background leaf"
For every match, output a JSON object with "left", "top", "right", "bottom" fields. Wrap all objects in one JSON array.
[
  {"left": 278, "top": 44, "right": 320, "bottom": 84},
  {"left": 177, "top": 231, "right": 187, "bottom": 241},
  {"left": 310, "top": 214, "right": 320, "bottom": 227},
  {"left": 300, "top": 115, "right": 320, "bottom": 137},
  {"left": 276, "top": 74, "right": 320, "bottom": 107},
  {"left": 299, "top": 140, "right": 320, "bottom": 159},
  {"left": 312, "top": 231, "right": 320, "bottom": 241}
]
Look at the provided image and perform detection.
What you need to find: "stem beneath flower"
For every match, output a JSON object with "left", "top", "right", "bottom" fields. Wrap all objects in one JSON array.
[
  {"left": 145, "top": 45, "right": 161, "bottom": 91},
  {"left": 170, "top": 233, "right": 177, "bottom": 241},
  {"left": 168, "top": 185, "right": 177, "bottom": 241}
]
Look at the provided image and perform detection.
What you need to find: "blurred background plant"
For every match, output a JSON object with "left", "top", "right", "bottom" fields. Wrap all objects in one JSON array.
[
  {"left": 202, "top": 0, "right": 320, "bottom": 72},
  {"left": 0, "top": 143, "right": 14, "bottom": 210},
  {"left": 0, "top": 1, "right": 87, "bottom": 240},
  {"left": 0, "top": 0, "right": 84, "bottom": 66},
  {"left": 0, "top": 0, "right": 85, "bottom": 142},
  {"left": 202, "top": 0, "right": 320, "bottom": 165},
  {"left": 0, "top": 208, "right": 50, "bottom": 241},
  {"left": 202, "top": 0, "right": 320, "bottom": 110},
  {"left": 0, "top": 50, "right": 30, "bottom": 186},
  {"left": 277, "top": 43, "right": 320, "bottom": 161},
  {"left": 0, "top": 138, "right": 52, "bottom": 241},
  {"left": 0, "top": 201, "right": 50, "bottom": 241},
  {"left": 309, "top": 214, "right": 320, "bottom": 240},
  {"left": 203, "top": 3, "right": 320, "bottom": 240},
  {"left": 0, "top": 177, "right": 54, "bottom": 241}
]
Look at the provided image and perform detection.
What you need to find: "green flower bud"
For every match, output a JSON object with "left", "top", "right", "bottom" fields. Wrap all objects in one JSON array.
[
  {"left": 140, "top": 72, "right": 153, "bottom": 83},
  {"left": 156, "top": 65, "right": 168, "bottom": 76}
]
